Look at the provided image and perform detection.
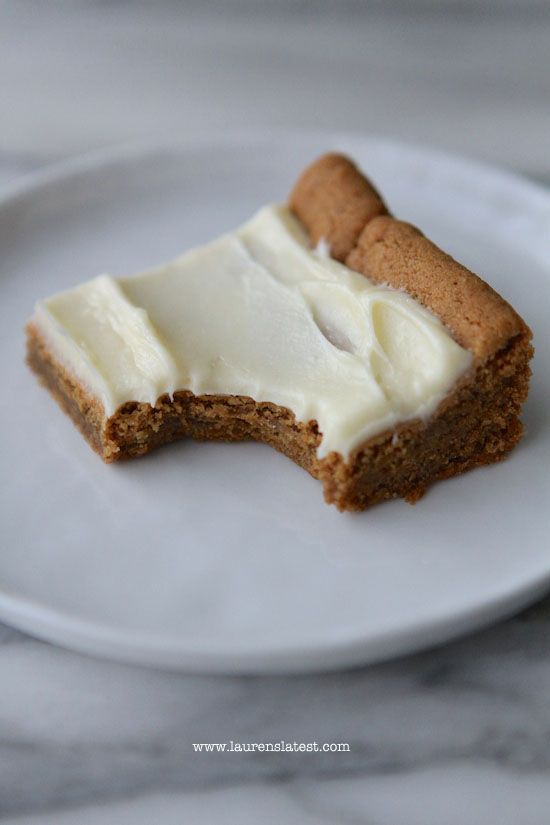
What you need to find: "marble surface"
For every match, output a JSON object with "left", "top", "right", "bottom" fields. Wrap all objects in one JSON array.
[
  {"left": 2, "top": 595, "right": 550, "bottom": 822},
  {"left": 1, "top": 2, "right": 550, "bottom": 821},
  {"left": 1, "top": 1, "right": 550, "bottom": 175}
]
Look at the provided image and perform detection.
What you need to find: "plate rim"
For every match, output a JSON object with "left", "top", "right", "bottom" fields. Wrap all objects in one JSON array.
[
  {"left": 2, "top": 128, "right": 550, "bottom": 214},
  {"left": 0, "top": 565, "right": 549, "bottom": 673}
]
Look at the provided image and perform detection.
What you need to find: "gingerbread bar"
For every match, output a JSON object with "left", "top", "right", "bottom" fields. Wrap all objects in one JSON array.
[{"left": 26, "top": 154, "right": 533, "bottom": 511}]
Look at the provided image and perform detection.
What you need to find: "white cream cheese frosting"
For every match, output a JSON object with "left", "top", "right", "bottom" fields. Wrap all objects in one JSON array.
[{"left": 33, "top": 205, "right": 472, "bottom": 459}]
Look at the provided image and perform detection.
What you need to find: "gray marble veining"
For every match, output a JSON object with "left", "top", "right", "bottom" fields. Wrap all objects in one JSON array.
[{"left": 1, "top": 609, "right": 550, "bottom": 821}]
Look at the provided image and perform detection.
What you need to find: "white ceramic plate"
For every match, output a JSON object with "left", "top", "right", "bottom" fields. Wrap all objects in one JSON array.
[{"left": 1, "top": 133, "right": 549, "bottom": 673}]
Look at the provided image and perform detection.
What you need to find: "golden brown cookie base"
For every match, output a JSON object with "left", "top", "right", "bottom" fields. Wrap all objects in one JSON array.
[
  {"left": 26, "top": 323, "right": 323, "bottom": 471},
  {"left": 26, "top": 323, "right": 531, "bottom": 512}
]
